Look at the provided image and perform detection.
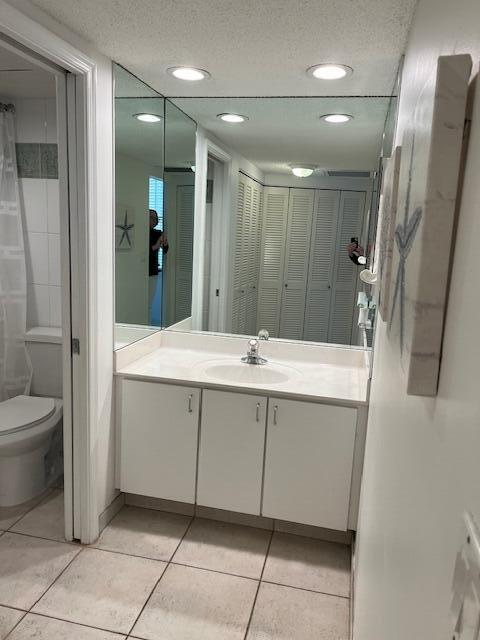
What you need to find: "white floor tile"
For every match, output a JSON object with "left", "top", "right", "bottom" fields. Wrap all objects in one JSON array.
[
  {"left": 173, "top": 518, "right": 271, "bottom": 579},
  {"left": 8, "top": 614, "right": 126, "bottom": 639},
  {"left": 94, "top": 506, "right": 190, "bottom": 561},
  {"left": 33, "top": 548, "right": 166, "bottom": 634},
  {"left": 0, "top": 490, "right": 51, "bottom": 531},
  {"left": 0, "top": 533, "right": 80, "bottom": 610},
  {"left": 263, "top": 532, "right": 351, "bottom": 597},
  {"left": 247, "top": 582, "right": 349, "bottom": 640},
  {"left": 132, "top": 564, "right": 257, "bottom": 640}
]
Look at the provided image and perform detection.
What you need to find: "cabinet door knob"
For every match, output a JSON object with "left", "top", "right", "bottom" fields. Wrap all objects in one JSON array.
[
  {"left": 273, "top": 404, "right": 278, "bottom": 425},
  {"left": 256, "top": 402, "right": 260, "bottom": 422},
  {"left": 188, "top": 394, "right": 193, "bottom": 413}
]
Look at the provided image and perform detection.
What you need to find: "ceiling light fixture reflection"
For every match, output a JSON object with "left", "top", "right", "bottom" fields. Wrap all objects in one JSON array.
[
  {"left": 321, "top": 113, "right": 353, "bottom": 124},
  {"left": 291, "top": 166, "right": 315, "bottom": 178},
  {"left": 133, "top": 113, "right": 162, "bottom": 123},
  {"left": 306, "top": 64, "right": 353, "bottom": 80},
  {"left": 217, "top": 113, "right": 249, "bottom": 123},
  {"left": 167, "top": 66, "right": 210, "bottom": 81}
]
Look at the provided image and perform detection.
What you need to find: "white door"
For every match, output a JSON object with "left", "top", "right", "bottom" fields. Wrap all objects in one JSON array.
[
  {"left": 120, "top": 379, "right": 200, "bottom": 503},
  {"left": 197, "top": 390, "right": 267, "bottom": 515},
  {"left": 257, "top": 187, "right": 289, "bottom": 336},
  {"left": 279, "top": 189, "right": 314, "bottom": 339},
  {"left": 262, "top": 399, "right": 357, "bottom": 530},
  {"left": 328, "top": 191, "right": 366, "bottom": 344},
  {"left": 303, "top": 190, "right": 340, "bottom": 342}
]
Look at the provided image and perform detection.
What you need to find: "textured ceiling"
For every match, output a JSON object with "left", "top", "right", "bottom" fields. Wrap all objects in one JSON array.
[
  {"left": 29, "top": 0, "right": 416, "bottom": 97},
  {"left": 0, "top": 44, "right": 56, "bottom": 98},
  {"left": 171, "top": 97, "right": 390, "bottom": 172}
]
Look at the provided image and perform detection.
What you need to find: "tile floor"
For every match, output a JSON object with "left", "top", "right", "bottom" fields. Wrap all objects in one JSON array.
[{"left": 0, "top": 491, "right": 351, "bottom": 639}]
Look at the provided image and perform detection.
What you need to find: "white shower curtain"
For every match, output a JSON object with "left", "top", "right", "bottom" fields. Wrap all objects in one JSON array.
[{"left": 0, "top": 103, "right": 32, "bottom": 401}]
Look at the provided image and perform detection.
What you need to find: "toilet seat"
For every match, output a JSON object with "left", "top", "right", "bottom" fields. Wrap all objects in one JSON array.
[{"left": 0, "top": 395, "right": 56, "bottom": 436}]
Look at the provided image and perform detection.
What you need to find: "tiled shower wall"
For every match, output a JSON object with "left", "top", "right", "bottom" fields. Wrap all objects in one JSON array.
[{"left": 13, "top": 98, "right": 61, "bottom": 328}]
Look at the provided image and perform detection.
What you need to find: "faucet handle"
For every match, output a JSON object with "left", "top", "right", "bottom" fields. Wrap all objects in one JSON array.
[
  {"left": 258, "top": 329, "right": 269, "bottom": 341},
  {"left": 248, "top": 338, "right": 259, "bottom": 354}
]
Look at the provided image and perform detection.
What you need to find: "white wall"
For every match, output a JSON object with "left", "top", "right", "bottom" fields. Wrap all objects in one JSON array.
[
  {"left": 4, "top": 97, "right": 62, "bottom": 329},
  {"left": 354, "top": 1, "right": 480, "bottom": 639},
  {"left": 5, "top": 0, "right": 116, "bottom": 522}
]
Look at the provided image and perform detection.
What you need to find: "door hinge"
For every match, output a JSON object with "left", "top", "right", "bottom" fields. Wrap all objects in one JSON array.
[{"left": 71, "top": 338, "right": 80, "bottom": 354}]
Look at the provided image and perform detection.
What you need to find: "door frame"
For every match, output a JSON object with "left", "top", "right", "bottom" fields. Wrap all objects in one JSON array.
[
  {"left": 192, "top": 131, "right": 232, "bottom": 332},
  {"left": 0, "top": 1, "right": 103, "bottom": 542}
]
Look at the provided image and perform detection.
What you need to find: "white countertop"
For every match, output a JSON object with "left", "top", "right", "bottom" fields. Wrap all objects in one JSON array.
[{"left": 115, "top": 331, "right": 370, "bottom": 406}]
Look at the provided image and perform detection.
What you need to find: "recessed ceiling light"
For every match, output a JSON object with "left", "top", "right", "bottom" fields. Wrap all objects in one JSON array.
[
  {"left": 133, "top": 113, "right": 162, "bottom": 123},
  {"left": 321, "top": 113, "right": 354, "bottom": 124},
  {"left": 306, "top": 64, "right": 353, "bottom": 80},
  {"left": 167, "top": 66, "right": 210, "bottom": 81},
  {"left": 217, "top": 113, "right": 249, "bottom": 123},
  {"left": 291, "top": 166, "right": 315, "bottom": 178}
]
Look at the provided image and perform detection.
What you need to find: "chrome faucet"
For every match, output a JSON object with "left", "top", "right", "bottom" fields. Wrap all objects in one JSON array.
[{"left": 241, "top": 339, "right": 267, "bottom": 365}]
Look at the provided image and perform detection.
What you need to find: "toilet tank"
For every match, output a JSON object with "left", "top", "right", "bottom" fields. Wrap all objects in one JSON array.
[{"left": 25, "top": 327, "right": 63, "bottom": 398}]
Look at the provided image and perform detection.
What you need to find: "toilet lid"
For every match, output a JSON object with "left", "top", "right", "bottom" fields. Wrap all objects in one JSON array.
[{"left": 0, "top": 395, "right": 56, "bottom": 435}]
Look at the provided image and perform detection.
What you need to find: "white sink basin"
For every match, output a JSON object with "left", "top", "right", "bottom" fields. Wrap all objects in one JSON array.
[{"left": 195, "top": 360, "right": 299, "bottom": 385}]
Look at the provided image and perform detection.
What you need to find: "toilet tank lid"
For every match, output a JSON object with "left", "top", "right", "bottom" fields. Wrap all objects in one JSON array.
[{"left": 0, "top": 395, "right": 56, "bottom": 433}]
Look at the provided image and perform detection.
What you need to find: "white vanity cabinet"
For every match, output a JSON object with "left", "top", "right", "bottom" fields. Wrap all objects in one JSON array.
[
  {"left": 197, "top": 390, "right": 267, "bottom": 515},
  {"left": 262, "top": 398, "right": 357, "bottom": 530},
  {"left": 117, "top": 376, "right": 363, "bottom": 532},
  {"left": 119, "top": 379, "right": 200, "bottom": 503}
]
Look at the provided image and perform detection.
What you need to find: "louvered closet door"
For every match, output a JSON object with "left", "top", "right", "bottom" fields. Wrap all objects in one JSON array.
[
  {"left": 257, "top": 187, "right": 289, "bottom": 336},
  {"left": 174, "top": 185, "right": 195, "bottom": 323},
  {"left": 246, "top": 182, "right": 261, "bottom": 334},
  {"left": 328, "top": 191, "right": 366, "bottom": 344},
  {"left": 279, "top": 189, "right": 314, "bottom": 340},
  {"left": 303, "top": 190, "right": 340, "bottom": 342}
]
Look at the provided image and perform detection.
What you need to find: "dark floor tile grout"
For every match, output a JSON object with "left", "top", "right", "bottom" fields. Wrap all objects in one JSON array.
[
  {"left": 5, "top": 608, "right": 129, "bottom": 637},
  {"left": 260, "top": 578, "right": 350, "bottom": 600},
  {"left": 242, "top": 529, "right": 274, "bottom": 640},
  {"left": 27, "top": 546, "right": 84, "bottom": 612},
  {"left": 3, "top": 609, "right": 28, "bottom": 640},
  {"left": 3, "top": 529, "right": 79, "bottom": 547},
  {"left": 126, "top": 515, "right": 195, "bottom": 637},
  {"left": 0, "top": 487, "right": 55, "bottom": 533}
]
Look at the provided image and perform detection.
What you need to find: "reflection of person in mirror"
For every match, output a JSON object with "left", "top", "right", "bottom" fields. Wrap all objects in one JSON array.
[
  {"left": 347, "top": 238, "right": 367, "bottom": 266},
  {"left": 149, "top": 209, "right": 169, "bottom": 325}
]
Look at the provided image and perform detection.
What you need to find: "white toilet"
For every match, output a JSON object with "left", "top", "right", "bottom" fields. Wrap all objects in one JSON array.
[
  {"left": 0, "top": 328, "right": 64, "bottom": 508},
  {"left": 0, "top": 395, "right": 63, "bottom": 507}
]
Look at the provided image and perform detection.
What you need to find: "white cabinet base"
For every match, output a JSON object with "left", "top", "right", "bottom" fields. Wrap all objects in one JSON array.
[
  {"left": 120, "top": 380, "right": 199, "bottom": 503},
  {"left": 262, "top": 398, "right": 357, "bottom": 531}
]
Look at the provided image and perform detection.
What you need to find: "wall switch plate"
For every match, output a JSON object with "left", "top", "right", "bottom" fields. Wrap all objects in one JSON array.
[{"left": 451, "top": 513, "right": 480, "bottom": 640}]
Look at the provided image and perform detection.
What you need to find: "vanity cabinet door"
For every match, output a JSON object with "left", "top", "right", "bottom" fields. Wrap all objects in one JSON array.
[
  {"left": 120, "top": 379, "right": 200, "bottom": 503},
  {"left": 262, "top": 399, "right": 356, "bottom": 530},
  {"left": 197, "top": 390, "right": 267, "bottom": 515}
]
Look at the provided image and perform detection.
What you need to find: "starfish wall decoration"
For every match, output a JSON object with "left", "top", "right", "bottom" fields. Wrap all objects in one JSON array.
[
  {"left": 116, "top": 209, "right": 135, "bottom": 249},
  {"left": 389, "top": 131, "right": 423, "bottom": 355}
]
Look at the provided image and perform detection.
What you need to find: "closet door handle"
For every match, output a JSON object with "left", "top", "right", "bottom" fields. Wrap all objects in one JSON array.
[
  {"left": 187, "top": 394, "right": 193, "bottom": 414},
  {"left": 273, "top": 404, "right": 278, "bottom": 425},
  {"left": 256, "top": 402, "right": 260, "bottom": 422}
]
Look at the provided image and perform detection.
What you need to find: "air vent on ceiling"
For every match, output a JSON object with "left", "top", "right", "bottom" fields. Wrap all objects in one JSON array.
[{"left": 327, "top": 170, "right": 372, "bottom": 178}]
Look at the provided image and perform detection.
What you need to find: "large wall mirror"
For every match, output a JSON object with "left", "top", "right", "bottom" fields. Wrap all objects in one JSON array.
[
  {"left": 114, "top": 64, "right": 399, "bottom": 350},
  {"left": 114, "top": 64, "right": 196, "bottom": 348}
]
